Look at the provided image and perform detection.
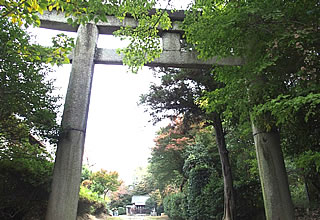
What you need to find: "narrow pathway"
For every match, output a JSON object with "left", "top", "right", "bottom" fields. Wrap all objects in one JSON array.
[
  {"left": 79, "top": 214, "right": 169, "bottom": 220},
  {"left": 107, "top": 215, "right": 169, "bottom": 220},
  {"left": 118, "top": 216, "right": 147, "bottom": 220}
]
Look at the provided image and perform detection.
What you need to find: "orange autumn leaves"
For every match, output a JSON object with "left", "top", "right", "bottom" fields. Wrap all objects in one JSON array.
[{"left": 153, "top": 117, "right": 194, "bottom": 152}]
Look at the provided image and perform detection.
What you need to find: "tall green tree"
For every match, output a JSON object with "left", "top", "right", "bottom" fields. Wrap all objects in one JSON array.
[
  {"left": 0, "top": 18, "right": 74, "bottom": 146},
  {"left": 91, "top": 170, "right": 122, "bottom": 200},
  {"left": 131, "top": 167, "right": 155, "bottom": 196},
  {"left": 150, "top": 118, "right": 193, "bottom": 194},
  {"left": 183, "top": 128, "right": 224, "bottom": 220},
  {"left": 183, "top": 1, "right": 319, "bottom": 219},
  {"left": 0, "top": 7, "right": 75, "bottom": 219},
  {"left": 109, "top": 182, "right": 132, "bottom": 211},
  {"left": 140, "top": 67, "right": 236, "bottom": 219}
]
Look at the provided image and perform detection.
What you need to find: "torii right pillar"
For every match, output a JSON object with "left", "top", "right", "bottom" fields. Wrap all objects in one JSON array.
[{"left": 252, "top": 122, "right": 295, "bottom": 220}]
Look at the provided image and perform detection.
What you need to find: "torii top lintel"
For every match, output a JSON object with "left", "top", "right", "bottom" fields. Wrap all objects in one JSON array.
[
  {"left": 39, "top": 10, "right": 244, "bottom": 68},
  {"left": 39, "top": 9, "right": 185, "bottom": 35}
]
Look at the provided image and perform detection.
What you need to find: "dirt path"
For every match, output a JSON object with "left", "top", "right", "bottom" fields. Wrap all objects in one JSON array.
[
  {"left": 107, "top": 215, "right": 169, "bottom": 220},
  {"left": 110, "top": 216, "right": 152, "bottom": 220},
  {"left": 78, "top": 214, "right": 169, "bottom": 220}
]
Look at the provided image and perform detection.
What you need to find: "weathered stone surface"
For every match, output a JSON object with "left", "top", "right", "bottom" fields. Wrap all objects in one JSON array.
[
  {"left": 39, "top": 11, "right": 183, "bottom": 34},
  {"left": 93, "top": 48, "right": 244, "bottom": 68},
  {"left": 46, "top": 24, "right": 99, "bottom": 220},
  {"left": 252, "top": 123, "right": 295, "bottom": 220},
  {"left": 162, "top": 32, "right": 181, "bottom": 51},
  {"left": 40, "top": 11, "right": 244, "bottom": 68}
]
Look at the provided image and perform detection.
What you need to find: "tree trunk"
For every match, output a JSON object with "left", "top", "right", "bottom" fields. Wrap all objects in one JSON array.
[
  {"left": 45, "top": 24, "right": 99, "bottom": 220},
  {"left": 303, "top": 174, "right": 311, "bottom": 213},
  {"left": 212, "top": 113, "right": 236, "bottom": 220},
  {"left": 252, "top": 122, "right": 294, "bottom": 220}
]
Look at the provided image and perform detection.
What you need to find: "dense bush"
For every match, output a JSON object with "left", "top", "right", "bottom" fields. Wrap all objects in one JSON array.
[
  {"left": 145, "top": 197, "right": 157, "bottom": 213},
  {"left": 78, "top": 186, "right": 107, "bottom": 216},
  {"left": 109, "top": 193, "right": 131, "bottom": 212},
  {"left": 234, "top": 181, "right": 265, "bottom": 220},
  {"left": 156, "top": 203, "right": 164, "bottom": 215},
  {"left": 0, "top": 157, "right": 53, "bottom": 219},
  {"left": 187, "top": 165, "right": 216, "bottom": 220},
  {"left": 77, "top": 198, "right": 106, "bottom": 217},
  {"left": 163, "top": 192, "right": 186, "bottom": 220},
  {"left": 118, "top": 207, "right": 126, "bottom": 215},
  {"left": 0, "top": 158, "right": 108, "bottom": 219}
]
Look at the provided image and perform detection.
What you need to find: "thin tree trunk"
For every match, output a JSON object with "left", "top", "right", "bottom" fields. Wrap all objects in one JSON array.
[
  {"left": 303, "top": 173, "right": 311, "bottom": 214},
  {"left": 212, "top": 112, "right": 236, "bottom": 220},
  {"left": 180, "top": 177, "right": 187, "bottom": 192}
]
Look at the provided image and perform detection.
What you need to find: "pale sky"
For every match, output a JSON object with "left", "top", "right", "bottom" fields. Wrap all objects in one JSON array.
[
  {"left": 83, "top": 64, "right": 168, "bottom": 183},
  {"left": 30, "top": 28, "right": 169, "bottom": 185},
  {"left": 30, "top": 0, "right": 192, "bottom": 184}
]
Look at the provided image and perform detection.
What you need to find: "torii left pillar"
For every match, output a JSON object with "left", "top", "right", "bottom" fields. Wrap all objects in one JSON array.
[{"left": 46, "top": 24, "right": 99, "bottom": 220}]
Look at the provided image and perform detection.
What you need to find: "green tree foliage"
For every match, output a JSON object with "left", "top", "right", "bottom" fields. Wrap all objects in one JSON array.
[
  {"left": 183, "top": 129, "right": 224, "bottom": 220},
  {"left": 114, "top": 9, "right": 172, "bottom": 73},
  {"left": 225, "top": 128, "right": 265, "bottom": 219},
  {"left": 131, "top": 177, "right": 154, "bottom": 196},
  {"left": 90, "top": 169, "right": 122, "bottom": 200},
  {"left": 79, "top": 167, "right": 124, "bottom": 216},
  {"left": 139, "top": 68, "right": 218, "bottom": 196},
  {"left": 78, "top": 166, "right": 113, "bottom": 216},
  {"left": 184, "top": 0, "right": 320, "bottom": 135},
  {"left": 78, "top": 186, "right": 107, "bottom": 216},
  {"left": 183, "top": 130, "right": 221, "bottom": 177},
  {"left": 187, "top": 165, "right": 219, "bottom": 220},
  {"left": 139, "top": 67, "right": 218, "bottom": 124},
  {"left": 145, "top": 197, "right": 156, "bottom": 213},
  {"left": 0, "top": 1, "right": 174, "bottom": 219},
  {"left": 150, "top": 117, "right": 194, "bottom": 194},
  {"left": 109, "top": 183, "right": 132, "bottom": 212},
  {"left": 183, "top": 0, "right": 320, "bottom": 215},
  {"left": 0, "top": 9, "right": 74, "bottom": 219},
  {"left": 81, "top": 165, "right": 92, "bottom": 182},
  {"left": 0, "top": 16, "right": 74, "bottom": 145},
  {"left": 155, "top": 122, "right": 265, "bottom": 220},
  {"left": 2, "top": 0, "right": 172, "bottom": 72},
  {"left": 0, "top": 157, "right": 53, "bottom": 219},
  {"left": 184, "top": 0, "right": 320, "bottom": 147},
  {"left": 140, "top": 67, "right": 237, "bottom": 219},
  {"left": 0, "top": 2, "right": 78, "bottom": 219},
  {"left": 1, "top": 0, "right": 157, "bottom": 27},
  {"left": 151, "top": 121, "right": 220, "bottom": 219},
  {"left": 0, "top": 136, "right": 53, "bottom": 219},
  {"left": 163, "top": 192, "right": 186, "bottom": 220}
]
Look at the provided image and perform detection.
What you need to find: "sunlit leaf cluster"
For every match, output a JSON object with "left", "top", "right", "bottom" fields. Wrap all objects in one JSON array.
[{"left": 115, "top": 9, "right": 172, "bottom": 73}]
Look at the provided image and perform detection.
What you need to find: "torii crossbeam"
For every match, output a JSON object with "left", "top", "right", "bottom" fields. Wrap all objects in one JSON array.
[{"left": 40, "top": 11, "right": 244, "bottom": 68}]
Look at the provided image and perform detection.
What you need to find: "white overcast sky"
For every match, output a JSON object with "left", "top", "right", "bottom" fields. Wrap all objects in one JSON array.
[{"left": 30, "top": 0, "right": 192, "bottom": 184}]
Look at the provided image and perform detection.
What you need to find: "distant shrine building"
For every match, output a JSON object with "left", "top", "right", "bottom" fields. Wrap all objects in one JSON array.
[{"left": 126, "top": 195, "right": 150, "bottom": 215}]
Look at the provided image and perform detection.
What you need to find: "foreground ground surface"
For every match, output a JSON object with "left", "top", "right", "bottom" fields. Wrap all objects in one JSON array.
[
  {"left": 108, "top": 216, "right": 169, "bottom": 220},
  {"left": 78, "top": 214, "right": 169, "bottom": 220},
  {"left": 79, "top": 208, "right": 320, "bottom": 220}
]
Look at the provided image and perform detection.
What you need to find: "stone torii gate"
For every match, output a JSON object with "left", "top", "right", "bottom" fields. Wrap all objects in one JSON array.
[
  {"left": 40, "top": 10, "right": 242, "bottom": 220},
  {"left": 39, "top": 10, "right": 293, "bottom": 220}
]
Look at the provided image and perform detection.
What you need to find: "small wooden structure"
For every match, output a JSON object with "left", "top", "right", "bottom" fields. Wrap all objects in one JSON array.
[{"left": 126, "top": 195, "right": 150, "bottom": 215}]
